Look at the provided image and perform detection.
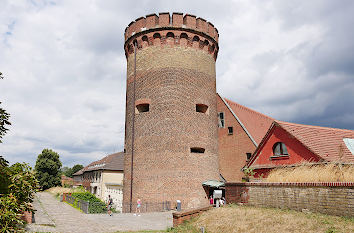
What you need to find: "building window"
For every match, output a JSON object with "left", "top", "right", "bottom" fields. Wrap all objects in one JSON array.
[
  {"left": 136, "top": 103, "right": 149, "bottom": 113},
  {"left": 196, "top": 104, "right": 208, "bottom": 113},
  {"left": 246, "top": 153, "right": 252, "bottom": 161},
  {"left": 273, "top": 142, "right": 289, "bottom": 156},
  {"left": 190, "top": 147, "right": 205, "bottom": 153},
  {"left": 228, "top": 127, "right": 233, "bottom": 135},
  {"left": 218, "top": 112, "right": 225, "bottom": 128}
]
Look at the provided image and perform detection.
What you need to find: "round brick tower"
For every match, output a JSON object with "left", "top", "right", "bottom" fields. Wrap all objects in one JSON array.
[{"left": 123, "top": 12, "right": 219, "bottom": 212}]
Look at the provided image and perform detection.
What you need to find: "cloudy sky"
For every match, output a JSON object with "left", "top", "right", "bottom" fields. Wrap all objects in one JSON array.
[{"left": 1, "top": 0, "right": 354, "bottom": 167}]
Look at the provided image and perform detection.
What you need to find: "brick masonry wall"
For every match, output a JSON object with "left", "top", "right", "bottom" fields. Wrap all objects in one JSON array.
[
  {"left": 226, "top": 182, "right": 354, "bottom": 217},
  {"left": 123, "top": 14, "right": 219, "bottom": 212},
  {"left": 173, "top": 206, "right": 212, "bottom": 227},
  {"left": 217, "top": 95, "right": 256, "bottom": 182},
  {"left": 21, "top": 211, "right": 33, "bottom": 224}
]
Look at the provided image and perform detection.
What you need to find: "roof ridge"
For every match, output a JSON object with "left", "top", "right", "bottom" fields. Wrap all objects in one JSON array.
[
  {"left": 276, "top": 120, "right": 354, "bottom": 133},
  {"left": 224, "top": 98, "right": 274, "bottom": 121}
]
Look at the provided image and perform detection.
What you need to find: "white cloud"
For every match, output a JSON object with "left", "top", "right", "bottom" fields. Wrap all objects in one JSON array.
[{"left": 1, "top": 0, "right": 353, "bottom": 167}]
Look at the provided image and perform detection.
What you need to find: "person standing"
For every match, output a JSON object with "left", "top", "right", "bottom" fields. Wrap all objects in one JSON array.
[
  {"left": 222, "top": 197, "right": 226, "bottom": 206},
  {"left": 209, "top": 196, "right": 214, "bottom": 206},
  {"left": 134, "top": 198, "right": 141, "bottom": 216},
  {"left": 107, "top": 195, "right": 113, "bottom": 216}
]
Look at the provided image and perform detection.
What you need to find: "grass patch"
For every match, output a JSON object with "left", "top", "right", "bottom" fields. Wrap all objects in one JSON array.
[
  {"left": 116, "top": 231, "right": 167, "bottom": 233},
  {"left": 265, "top": 162, "right": 354, "bottom": 182},
  {"left": 45, "top": 186, "right": 85, "bottom": 196},
  {"left": 171, "top": 205, "right": 354, "bottom": 233}
]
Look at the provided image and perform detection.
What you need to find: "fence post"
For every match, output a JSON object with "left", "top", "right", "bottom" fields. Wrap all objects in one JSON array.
[{"left": 84, "top": 201, "right": 89, "bottom": 214}]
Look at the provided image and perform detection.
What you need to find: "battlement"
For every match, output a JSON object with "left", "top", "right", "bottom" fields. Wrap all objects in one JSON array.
[
  {"left": 125, "top": 12, "right": 219, "bottom": 42},
  {"left": 124, "top": 13, "right": 219, "bottom": 60}
]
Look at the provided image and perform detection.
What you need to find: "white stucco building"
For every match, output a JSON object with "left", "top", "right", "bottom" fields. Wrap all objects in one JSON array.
[{"left": 73, "top": 152, "right": 124, "bottom": 212}]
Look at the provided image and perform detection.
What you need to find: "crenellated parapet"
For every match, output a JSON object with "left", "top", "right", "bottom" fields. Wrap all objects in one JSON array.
[{"left": 124, "top": 12, "right": 219, "bottom": 60}]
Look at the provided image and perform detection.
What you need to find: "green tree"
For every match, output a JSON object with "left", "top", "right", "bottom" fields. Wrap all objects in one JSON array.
[
  {"left": 67, "top": 164, "right": 83, "bottom": 178},
  {"left": 0, "top": 156, "right": 10, "bottom": 194},
  {"left": 62, "top": 164, "right": 83, "bottom": 178},
  {"left": 0, "top": 160, "right": 38, "bottom": 232},
  {"left": 35, "top": 149, "right": 62, "bottom": 190},
  {"left": 0, "top": 72, "right": 11, "bottom": 144},
  {"left": 0, "top": 72, "right": 37, "bottom": 232},
  {"left": 61, "top": 166, "right": 72, "bottom": 176},
  {"left": 71, "top": 164, "right": 83, "bottom": 175}
]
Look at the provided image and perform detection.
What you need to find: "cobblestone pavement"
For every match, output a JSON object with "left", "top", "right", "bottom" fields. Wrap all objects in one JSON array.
[{"left": 26, "top": 192, "right": 173, "bottom": 233}]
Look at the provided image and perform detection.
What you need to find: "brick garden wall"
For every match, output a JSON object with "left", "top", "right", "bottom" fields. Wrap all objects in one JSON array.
[
  {"left": 226, "top": 182, "right": 354, "bottom": 217},
  {"left": 173, "top": 206, "right": 212, "bottom": 227}
]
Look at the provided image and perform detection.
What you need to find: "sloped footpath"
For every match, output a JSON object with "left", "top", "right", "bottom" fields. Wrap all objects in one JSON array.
[{"left": 25, "top": 192, "right": 173, "bottom": 233}]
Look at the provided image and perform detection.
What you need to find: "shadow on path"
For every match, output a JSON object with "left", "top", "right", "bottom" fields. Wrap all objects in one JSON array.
[{"left": 26, "top": 192, "right": 173, "bottom": 233}]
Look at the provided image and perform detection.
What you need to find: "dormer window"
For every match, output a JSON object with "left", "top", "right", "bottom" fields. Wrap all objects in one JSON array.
[{"left": 272, "top": 142, "right": 289, "bottom": 157}]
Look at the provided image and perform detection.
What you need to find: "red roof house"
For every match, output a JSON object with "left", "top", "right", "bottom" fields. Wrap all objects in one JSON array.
[
  {"left": 246, "top": 121, "right": 354, "bottom": 177},
  {"left": 217, "top": 94, "right": 274, "bottom": 181}
]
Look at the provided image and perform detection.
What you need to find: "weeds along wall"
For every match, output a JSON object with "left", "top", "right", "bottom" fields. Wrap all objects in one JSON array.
[
  {"left": 225, "top": 182, "right": 354, "bottom": 217},
  {"left": 123, "top": 13, "right": 220, "bottom": 212}
]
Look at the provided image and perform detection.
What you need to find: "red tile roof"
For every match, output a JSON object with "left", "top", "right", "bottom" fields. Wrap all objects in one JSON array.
[
  {"left": 276, "top": 121, "right": 354, "bottom": 162},
  {"left": 224, "top": 98, "right": 274, "bottom": 145},
  {"left": 73, "top": 152, "right": 124, "bottom": 176}
]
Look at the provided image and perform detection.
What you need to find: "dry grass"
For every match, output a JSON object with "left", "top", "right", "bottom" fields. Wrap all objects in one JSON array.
[
  {"left": 171, "top": 205, "right": 354, "bottom": 233},
  {"left": 45, "top": 186, "right": 83, "bottom": 196},
  {"left": 265, "top": 163, "right": 354, "bottom": 182}
]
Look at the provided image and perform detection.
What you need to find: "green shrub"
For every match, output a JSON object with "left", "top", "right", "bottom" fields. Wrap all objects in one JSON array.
[
  {"left": 71, "top": 192, "right": 102, "bottom": 202},
  {"left": 0, "top": 160, "right": 38, "bottom": 232},
  {"left": 0, "top": 194, "right": 25, "bottom": 233},
  {"left": 71, "top": 192, "right": 107, "bottom": 213}
]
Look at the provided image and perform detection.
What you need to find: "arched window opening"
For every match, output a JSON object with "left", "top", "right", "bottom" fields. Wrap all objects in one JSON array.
[
  {"left": 203, "top": 40, "right": 209, "bottom": 46},
  {"left": 153, "top": 33, "right": 161, "bottom": 39},
  {"left": 190, "top": 147, "right": 205, "bottom": 153},
  {"left": 180, "top": 33, "right": 188, "bottom": 40},
  {"left": 133, "top": 39, "right": 138, "bottom": 47},
  {"left": 166, "top": 32, "right": 174, "bottom": 38},
  {"left": 141, "top": 35, "right": 149, "bottom": 47},
  {"left": 196, "top": 104, "right": 208, "bottom": 114},
  {"left": 192, "top": 35, "right": 200, "bottom": 42},
  {"left": 142, "top": 35, "right": 148, "bottom": 42},
  {"left": 209, "top": 44, "right": 215, "bottom": 53},
  {"left": 273, "top": 142, "right": 289, "bottom": 156},
  {"left": 136, "top": 103, "right": 150, "bottom": 113},
  {"left": 128, "top": 44, "right": 133, "bottom": 54}
]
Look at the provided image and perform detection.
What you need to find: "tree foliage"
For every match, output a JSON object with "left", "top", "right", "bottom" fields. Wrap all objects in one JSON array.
[
  {"left": 63, "top": 164, "right": 84, "bottom": 178},
  {"left": 35, "top": 149, "right": 62, "bottom": 190},
  {"left": 0, "top": 72, "right": 36, "bottom": 232},
  {"left": 71, "top": 164, "right": 84, "bottom": 175},
  {"left": 0, "top": 72, "right": 11, "bottom": 143},
  {"left": 0, "top": 158, "right": 38, "bottom": 232}
]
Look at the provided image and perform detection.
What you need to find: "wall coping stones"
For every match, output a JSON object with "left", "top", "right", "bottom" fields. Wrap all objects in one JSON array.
[{"left": 226, "top": 182, "right": 354, "bottom": 187}]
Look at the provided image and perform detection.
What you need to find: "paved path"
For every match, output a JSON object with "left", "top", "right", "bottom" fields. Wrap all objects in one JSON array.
[{"left": 26, "top": 192, "right": 173, "bottom": 233}]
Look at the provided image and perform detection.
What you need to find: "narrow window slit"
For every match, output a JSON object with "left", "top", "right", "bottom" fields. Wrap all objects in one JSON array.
[
  {"left": 228, "top": 127, "right": 233, "bottom": 135},
  {"left": 190, "top": 147, "right": 205, "bottom": 153}
]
